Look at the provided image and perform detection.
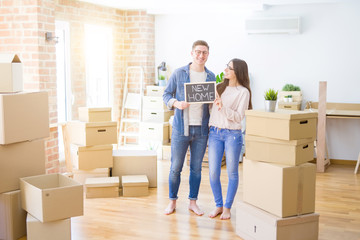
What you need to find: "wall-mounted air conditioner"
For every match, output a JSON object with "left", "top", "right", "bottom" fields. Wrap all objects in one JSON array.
[{"left": 245, "top": 17, "right": 300, "bottom": 34}]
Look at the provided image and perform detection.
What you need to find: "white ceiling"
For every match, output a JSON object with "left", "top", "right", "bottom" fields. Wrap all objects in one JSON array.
[{"left": 78, "top": 0, "right": 341, "bottom": 14}]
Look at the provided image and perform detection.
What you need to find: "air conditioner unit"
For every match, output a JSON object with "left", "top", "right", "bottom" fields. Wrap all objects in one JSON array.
[{"left": 245, "top": 17, "right": 300, "bottom": 34}]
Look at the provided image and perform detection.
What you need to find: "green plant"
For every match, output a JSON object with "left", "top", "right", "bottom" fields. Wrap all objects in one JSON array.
[
  {"left": 216, "top": 72, "right": 224, "bottom": 84},
  {"left": 264, "top": 88, "right": 278, "bottom": 101},
  {"left": 282, "top": 84, "right": 301, "bottom": 91}
]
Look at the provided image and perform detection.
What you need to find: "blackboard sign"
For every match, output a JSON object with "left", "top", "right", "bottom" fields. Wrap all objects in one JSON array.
[{"left": 184, "top": 82, "right": 216, "bottom": 104}]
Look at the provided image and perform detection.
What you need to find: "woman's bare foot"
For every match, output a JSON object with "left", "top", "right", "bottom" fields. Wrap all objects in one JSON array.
[
  {"left": 220, "top": 207, "right": 231, "bottom": 220},
  {"left": 164, "top": 200, "right": 176, "bottom": 215},
  {"left": 188, "top": 200, "right": 204, "bottom": 216},
  {"left": 209, "top": 207, "right": 223, "bottom": 218}
]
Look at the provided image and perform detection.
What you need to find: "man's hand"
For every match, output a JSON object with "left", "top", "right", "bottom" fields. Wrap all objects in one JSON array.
[{"left": 174, "top": 101, "right": 190, "bottom": 110}]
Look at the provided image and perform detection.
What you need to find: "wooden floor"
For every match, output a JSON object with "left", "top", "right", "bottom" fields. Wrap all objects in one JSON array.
[{"left": 71, "top": 159, "right": 360, "bottom": 240}]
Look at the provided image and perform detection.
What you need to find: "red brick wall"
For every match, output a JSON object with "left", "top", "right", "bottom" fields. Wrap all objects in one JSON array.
[
  {"left": 0, "top": 0, "right": 59, "bottom": 174},
  {"left": 0, "top": 0, "right": 155, "bottom": 172}
]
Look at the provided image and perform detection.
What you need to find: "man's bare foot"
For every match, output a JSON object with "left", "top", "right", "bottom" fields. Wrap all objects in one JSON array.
[
  {"left": 209, "top": 207, "right": 223, "bottom": 218},
  {"left": 164, "top": 200, "right": 176, "bottom": 215},
  {"left": 220, "top": 207, "right": 231, "bottom": 220},
  {"left": 188, "top": 200, "right": 204, "bottom": 216}
]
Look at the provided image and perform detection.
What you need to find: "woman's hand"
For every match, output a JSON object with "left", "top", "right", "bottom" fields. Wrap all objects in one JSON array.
[
  {"left": 174, "top": 101, "right": 190, "bottom": 110},
  {"left": 214, "top": 97, "right": 223, "bottom": 110}
]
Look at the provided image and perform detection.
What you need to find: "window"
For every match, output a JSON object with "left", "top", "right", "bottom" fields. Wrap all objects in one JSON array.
[
  {"left": 55, "top": 21, "right": 71, "bottom": 162},
  {"left": 84, "top": 24, "right": 113, "bottom": 107}
]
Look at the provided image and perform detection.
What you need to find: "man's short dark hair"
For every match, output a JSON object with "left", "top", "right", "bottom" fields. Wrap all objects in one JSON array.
[{"left": 192, "top": 40, "right": 209, "bottom": 51}]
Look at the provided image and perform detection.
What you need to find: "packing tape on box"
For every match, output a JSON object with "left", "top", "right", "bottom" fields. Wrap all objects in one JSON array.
[{"left": 297, "top": 166, "right": 304, "bottom": 215}]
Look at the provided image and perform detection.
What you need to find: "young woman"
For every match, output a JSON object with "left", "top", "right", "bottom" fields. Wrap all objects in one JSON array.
[{"left": 208, "top": 58, "right": 252, "bottom": 220}]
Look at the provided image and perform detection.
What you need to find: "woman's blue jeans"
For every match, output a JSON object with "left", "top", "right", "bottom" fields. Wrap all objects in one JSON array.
[
  {"left": 208, "top": 126, "right": 243, "bottom": 209},
  {"left": 169, "top": 126, "right": 208, "bottom": 200}
]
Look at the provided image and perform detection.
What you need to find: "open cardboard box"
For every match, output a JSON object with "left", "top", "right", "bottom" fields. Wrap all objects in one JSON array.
[{"left": 20, "top": 173, "right": 83, "bottom": 223}]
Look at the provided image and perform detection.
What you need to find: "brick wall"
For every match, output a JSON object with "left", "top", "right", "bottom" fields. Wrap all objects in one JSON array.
[
  {"left": 0, "top": 0, "right": 155, "bottom": 173},
  {"left": 0, "top": 0, "right": 59, "bottom": 174}
]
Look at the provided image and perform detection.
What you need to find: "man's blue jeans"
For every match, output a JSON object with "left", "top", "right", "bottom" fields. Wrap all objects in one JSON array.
[
  {"left": 169, "top": 126, "right": 208, "bottom": 200},
  {"left": 208, "top": 126, "right": 243, "bottom": 209}
]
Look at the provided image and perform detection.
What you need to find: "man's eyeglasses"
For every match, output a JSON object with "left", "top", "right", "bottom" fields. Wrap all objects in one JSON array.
[
  {"left": 193, "top": 50, "right": 209, "bottom": 56},
  {"left": 226, "top": 64, "right": 234, "bottom": 71}
]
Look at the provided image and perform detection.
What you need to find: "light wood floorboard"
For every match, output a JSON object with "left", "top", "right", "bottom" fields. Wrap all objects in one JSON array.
[{"left": 70, "top": 159, "right": 360, "bottom": 240}]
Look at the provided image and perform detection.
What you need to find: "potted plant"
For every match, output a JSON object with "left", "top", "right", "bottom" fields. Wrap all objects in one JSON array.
[
  {"left": 264, "top": 88, "right": 278, "bottom": 112},
  {"left": 283, "top": 95, "right": 293, "bottom": 102},
  {"left": 216, "top": 72, "right": 224, "bottom": 84}
]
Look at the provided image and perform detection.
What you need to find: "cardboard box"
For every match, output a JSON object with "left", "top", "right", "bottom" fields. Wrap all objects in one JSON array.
[
  {"left": 245, "top": 135, "right": 314, "bottom": 166},
  {"left": 142, "top": 109, "right": 173, "bottom": 122},
  {"left": 0, "top": 54, "right": 23, "bottom": 93},
  {"left": 0, "top": 190, "right": 26, "bottom": 240},
  {"left": 143, "top": 96, "right": 167, "bottom": 110},
  {"left": 70, "top": 144, "right": 113, "bottom": 170},
  {"left": 122, "top": 175, "right": 149, "bottom": 197},
  {"left": 236, "top": 201, "right": 319, "bottom": 240},
  {"left": 0, "top": 91, "right": 49, "bottom": 144},
  {"left": 67, "top": 121, "right": 117, "bottom": 146},
  {"left": 112, "top": 149, "right": 157, "bottom": 187},
  {"left": 72, "top": 168, "right": 109, "bottom": 185},
  {"left": 20, "top": 173, "right": 83, "bottom": 223},
  {"left": 85, "top": 177, "right": 119, "bottom": 198},
  {"left": 245, "top": 110, "right": 317, "bottom": 140},
  {"left": 26, "top": 214, "right": 71, "bottom": 240},
  {"left": 146, "top": 86, "right": 165, "bottom": 97},
  {"left": 139, "top": 122, "right": 169, "bottom": 144},
  {"left": 0, "top": 139, "right": 45, "bottom": 194},
  {"left": 162, "top": 143, "right": 171, "bottom": 160},
  {"left": 243, "top": 159, "right": 316, "bottom": 218},
  {"left": 78, "top": 107, "right": 112, "bottom": 122}
]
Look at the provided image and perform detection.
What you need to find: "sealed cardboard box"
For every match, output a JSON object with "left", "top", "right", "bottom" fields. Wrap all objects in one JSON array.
[
  {"left": 112, "top": 150, "right": 157, "bottom": 187},
  {"left": 243, "top": 159, "right": 316, "bottom": 218},
  {"left": 139, "top": 122, "right": 169, "bottom": 144},
  {"left": 162, "top": 143, "right": 171, "bottom": 160},
  {"left": 78, "top": 107, "right": 112, "bottom": 122},
  {"left": 0, "top": 91, "right": 49, "bottom": 144},
  {"left": 245, "top": 110, "right": 317, "bottom": 140},
  {"left": 85, "top": 177, "right": 119, "bottom": 198},
  {"left": 0, "top": 139, "right": 45, "bottom": 194},
  {"left": 146, "top": 86, "right": 165, "bottom": 97},
  {"left": 0, "top": 190, "right": 26, "bottom": 240},
  {"left": 20, "top": 173, "right": 83, "bottom": 223},
  {"left": 143, "top": 96, "right": 167, "bottom": 110},
  {"left": 122, "top": 175, "right": 149, "bottom": 197},
  {"left": 245, "top": 135, "right": 314, "bottom": 166},
  {"left": 0, "top": 54, "right": 23, "bottom": 93},
  {"left": 70, "top": 144, "right": 113, "bottom": 170},
  {"left": 236, "top": 201, "right": 319, "bottom": 240},
  {"left": 67, "top": 121, "right": 117, "bottom": 146},
  {"left": 72, "top": 168, "right": 109, "bottom": 185},
  {"left": 142, "top": 109, "right": 173, "bottom": 122},
  {"left": 26, "top": 214, "right": 71, "bottom": 240}
]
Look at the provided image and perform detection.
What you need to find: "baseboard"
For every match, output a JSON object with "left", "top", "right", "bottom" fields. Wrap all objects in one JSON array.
[{"left": 311, "top": 158, "right": 357, "bottom": 166}]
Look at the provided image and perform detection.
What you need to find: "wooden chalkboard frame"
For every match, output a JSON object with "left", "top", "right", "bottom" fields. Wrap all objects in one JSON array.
[{"left": 184, "top": 82, "right": 216, "bottom": 104}]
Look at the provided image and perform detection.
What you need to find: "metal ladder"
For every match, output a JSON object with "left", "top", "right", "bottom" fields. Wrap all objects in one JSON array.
[{"left": 117, "top": 66, "right": 144, "bottom": 148}]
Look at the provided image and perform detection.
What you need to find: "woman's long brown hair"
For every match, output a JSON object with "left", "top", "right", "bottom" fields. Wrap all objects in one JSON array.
[{"left": 216, "top": 58, "right": 252, "bottom": 109}]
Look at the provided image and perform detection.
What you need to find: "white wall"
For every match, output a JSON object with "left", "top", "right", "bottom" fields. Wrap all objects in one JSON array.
[{"left": 155, "top": 1, "right": 360, "bottom": 161}]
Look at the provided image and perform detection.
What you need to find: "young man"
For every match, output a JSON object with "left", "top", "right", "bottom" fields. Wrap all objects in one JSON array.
[{"left": 163, "top": 40, "right": 216, "bottom": 215}]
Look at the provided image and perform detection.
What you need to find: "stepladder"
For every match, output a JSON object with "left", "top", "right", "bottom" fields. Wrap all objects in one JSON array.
[{"left": 117, "top": 66, "right": 144, "bottom": 148}]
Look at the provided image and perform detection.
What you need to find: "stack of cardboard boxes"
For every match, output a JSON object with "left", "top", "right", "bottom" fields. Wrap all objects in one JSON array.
[
  {"left": 20, "top": 173, "right": 83, "bottom": 240},
  {"left": 140, "top": 86, "right": 173, "bottom": 158},
  {"left": 67, "top": 107, "right": 118, "bottom": 198},
  {"left": 0, "top": 54, "right": 49, "bottom": 240},
  {"left": 237, "top": 109, "right": 319, "bottom": 240}
]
